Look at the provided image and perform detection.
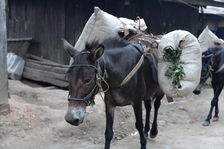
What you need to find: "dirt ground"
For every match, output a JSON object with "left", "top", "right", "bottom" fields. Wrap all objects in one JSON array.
[{"left": 1, "top": 79, "right": 224, "bottom": 149}]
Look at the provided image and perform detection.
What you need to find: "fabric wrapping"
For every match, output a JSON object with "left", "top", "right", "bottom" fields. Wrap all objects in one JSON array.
[{"left": 157, "top": 30, "right": 202, "bottom": 98}]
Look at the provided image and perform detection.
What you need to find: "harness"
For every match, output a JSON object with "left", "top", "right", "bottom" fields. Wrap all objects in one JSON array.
[
  {"left": 201, "top": 64, "right": 213, "bottom": 82},
  {"left": 201, "top": 55, "right": 224, "bottom": 82},
  {"left": 120, "top": 44, "right": 147, "bottom": 86}
]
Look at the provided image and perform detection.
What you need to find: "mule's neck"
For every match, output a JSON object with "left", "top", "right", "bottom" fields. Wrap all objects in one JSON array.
[{"left": 98, "top": 46, "right": 141, "bottom": 88}]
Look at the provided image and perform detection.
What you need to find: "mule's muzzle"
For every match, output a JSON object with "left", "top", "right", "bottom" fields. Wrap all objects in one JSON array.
[{"left": 64, "top": 108, "right": 85, "bottom": 126}]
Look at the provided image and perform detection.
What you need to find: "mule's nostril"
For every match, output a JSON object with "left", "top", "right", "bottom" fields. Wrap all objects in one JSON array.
[{"left": 74, "top": 119, "right": 79, "bottom": 124}]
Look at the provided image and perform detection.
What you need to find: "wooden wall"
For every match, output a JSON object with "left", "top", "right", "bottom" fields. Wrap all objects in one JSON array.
[
  {"left": 8, "top": 0, "right": 68, "bottom": 64},
  {"left": 0, "top": 0, "right": 9, "bottom": 111},
  {"left": 7, "top": 0, "right": 203, "bottom": 65}
]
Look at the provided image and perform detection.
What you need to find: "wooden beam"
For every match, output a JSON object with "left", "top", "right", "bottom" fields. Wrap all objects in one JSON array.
[
  {"left": 25, "top": 61, "right": 67, "bottom": 74},
  {"left": 7, "top": 37, "right": 33, "bottom": 42},
  {"left": 162, "top": 0, "right": 224, "bottom": 8},
  {"left": 0, "top": 0, "right": 9, "bottom": 114}
]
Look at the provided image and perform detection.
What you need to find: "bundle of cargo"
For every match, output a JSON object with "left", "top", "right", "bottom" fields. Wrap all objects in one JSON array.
[
  {"left": 73, "top": 7, "right": 147, "bottom": 52},
  {"left": 198, "top": 26, "right": 224, "bottom": 53},
  {"left": 157, "top": 30, "right": 201, "bottom": 98},
  {"left": 74, "top": 7, "right": 124, "bottom": 53}
]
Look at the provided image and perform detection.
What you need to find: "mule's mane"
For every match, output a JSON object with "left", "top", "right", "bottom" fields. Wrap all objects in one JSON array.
[
  {"left": 85, "top": 41, "right": 100, "bottom": 52},
  {"left": 102, "top": 38, "right": 129, "bottom": 49},
  {"left": 84, "top": 38, "right": 129, "bottom": 51}
]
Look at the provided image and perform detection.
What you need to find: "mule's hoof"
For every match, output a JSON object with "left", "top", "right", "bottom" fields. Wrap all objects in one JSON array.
[
  {"left": 202, "top": 121, "right": 210, "bottom": 126},
  {"left": 150, "top": 129, "right": 158, "bottom": 139},
  {"left": 213, "top": 116, "right": 219, "bottom": 122}
]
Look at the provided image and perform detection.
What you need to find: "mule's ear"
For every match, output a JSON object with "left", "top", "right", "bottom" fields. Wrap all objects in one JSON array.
[
  {"left": 89, "top": 45, "right": 104, "bottom": 62},
  {"left": 62, "top": 39, "right": 78, "bottom": 57}
]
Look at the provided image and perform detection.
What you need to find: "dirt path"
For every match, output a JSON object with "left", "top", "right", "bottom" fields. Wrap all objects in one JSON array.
[{"left": 1, "top": 80, "right": 224, "bottom": 149}]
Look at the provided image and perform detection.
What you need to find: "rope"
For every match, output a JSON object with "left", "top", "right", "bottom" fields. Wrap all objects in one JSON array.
[
  {"left": 120, "top": 54, "right": 144, "bottom": 86},
  {"left": 136, "top": 16, "right": 141, "bottom": 30}
]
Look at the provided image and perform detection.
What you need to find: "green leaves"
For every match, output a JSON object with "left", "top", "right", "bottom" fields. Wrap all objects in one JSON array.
[{"left": 163, "top": 46, "right": 185, "bottom": 89}]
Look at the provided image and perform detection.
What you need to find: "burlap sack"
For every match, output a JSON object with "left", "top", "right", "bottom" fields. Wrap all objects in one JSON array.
[
  {"left": 74, "top": 7, "right": 124, "bottom": 52},
  {"left": 158, "top": 30, "right": 202, "bottom": 98},
  {"left": 119, "top": 17, "right": 147, "bottom": 36},
  {"left": 198, "top": 26, "right": 224, "bottom": 53}
]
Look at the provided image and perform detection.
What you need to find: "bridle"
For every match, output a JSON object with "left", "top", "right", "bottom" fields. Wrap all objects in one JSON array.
[
  {"left": 201, "top": 54, "right": 214, "bottom": 82},
  {"left": 67, "top": 54, "right": 109, "bottom": 106},
  {"left": 201, "top": 63, "right": 213, "bottom": 82}
]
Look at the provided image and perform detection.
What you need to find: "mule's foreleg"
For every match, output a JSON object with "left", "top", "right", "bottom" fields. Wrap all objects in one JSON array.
[
  {"left": 213, "top": 98, "right": 219, "bottom": 122},
  {"left": 133, "top": 102, "right": 147, "bottom": 149},
  {"left": 144, "top": 100, "right": 151, "bottom": 138},
  {"left": 150, "top": 95, "right": 162, "bottom": 138},
  {"left": 203, "top": 84, "right": 223, "bottom": 126},
  {"left": 104, "top": 102, "right": 115, "bottom": 149}
]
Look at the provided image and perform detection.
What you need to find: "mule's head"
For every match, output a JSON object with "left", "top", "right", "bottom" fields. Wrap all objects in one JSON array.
[
  {"left": 63, "top": 39, "right": 104, "bottom": 126},
  {"left": 193, "top": 53, "right": 213, "bottom": 95}
]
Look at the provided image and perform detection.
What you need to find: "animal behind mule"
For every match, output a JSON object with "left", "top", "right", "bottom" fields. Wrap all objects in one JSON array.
[
  {"left": 63, "top": 38, "right": 164, "bottom": 149},
  {"left": 194, "top": 46, "right": 224, "bottom": 126}
]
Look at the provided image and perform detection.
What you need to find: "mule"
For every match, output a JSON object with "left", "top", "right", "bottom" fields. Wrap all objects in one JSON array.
[
  {"left": 194, "top": 46, "right": 224, "bottom": 126},
  {"left": 63, "top": 38, "right": 164, "bottom": 149}
]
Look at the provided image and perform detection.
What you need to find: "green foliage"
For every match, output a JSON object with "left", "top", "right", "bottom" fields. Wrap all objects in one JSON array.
[{"left": 163, "top": 46, "right": 185, "bottom": 89}]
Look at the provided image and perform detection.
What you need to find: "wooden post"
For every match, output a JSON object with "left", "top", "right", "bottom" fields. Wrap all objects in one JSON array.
[{"left": 0, "top": 0, "right": 9, "bottom": 114}]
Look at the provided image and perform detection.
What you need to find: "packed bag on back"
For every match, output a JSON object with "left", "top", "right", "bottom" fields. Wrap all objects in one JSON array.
[{"left": 157, "top": 30, "right": 202, "bottom": 98}]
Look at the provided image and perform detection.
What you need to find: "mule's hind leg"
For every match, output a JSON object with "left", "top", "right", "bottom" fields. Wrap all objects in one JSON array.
[
  {"left": 150, "top": 93, "right": 163, "bottom": 138},
  {"left": 144, "top": 100, "right": 151, "bottom": 138},
  {"left": 133, "top": 102, "right": 147, "bottom": 149},
  {"left": 203, "top": 84, "right": 223, "bottom": 126},
  {"left": 213, "top": 83, "right": 223, "bottom": 122}
]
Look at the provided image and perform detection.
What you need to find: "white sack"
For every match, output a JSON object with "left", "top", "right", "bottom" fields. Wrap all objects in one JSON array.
[
  {"left": 198, "top": 26, "right": 224, "bottom": 53},
  {"left": 7, "top": 53, "right": 25, "bottom": 80},
  {"left": 74, "top": 7, "right": 124, "bottom": 52},
  {"left": 158, "top": 30, "right": 202, "bottom": 98},
  {"left": 119, "top": 17, "right": 147, "bottom": 36}
]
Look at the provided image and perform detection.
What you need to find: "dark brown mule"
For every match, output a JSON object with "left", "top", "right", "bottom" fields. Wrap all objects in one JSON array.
[
  {"left": 63, "top": 38, "right": 164, "bottom": 149},
  {"left": 194, "top": 46, "right": 224, "bottom": 126}
]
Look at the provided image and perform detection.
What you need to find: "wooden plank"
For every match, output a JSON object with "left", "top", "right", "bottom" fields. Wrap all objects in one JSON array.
[
  {"left": 23, "top": 67, "right": 67, "bottom": 81},
  {"left": 23, "top": 71, "right": 68, "bottom": 88},
  {"left": 7, "top": 37, "right": 33, "bottom": 42},
  {"left": 162, "top": 0, "right": 224, "bottom": 7},
  {"left": 0, "top": 0, "right": 8, "bottom": 111},
  {"left": 25, "top": 59, "right": 69, "bottom": 68},
  {"left": 26, "top": 54, "right": 64, "bottom": 65},
  {"left": 25, "top": 61, "right": 67, "bottom": 74}
]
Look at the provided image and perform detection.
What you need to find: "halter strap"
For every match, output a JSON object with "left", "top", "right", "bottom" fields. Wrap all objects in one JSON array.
[
  {"left": 67, "top": 61, "right": 108, "bottom": 106},
  {"left": 68, "top": 85, "right": 99, "bottom": 106}
]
